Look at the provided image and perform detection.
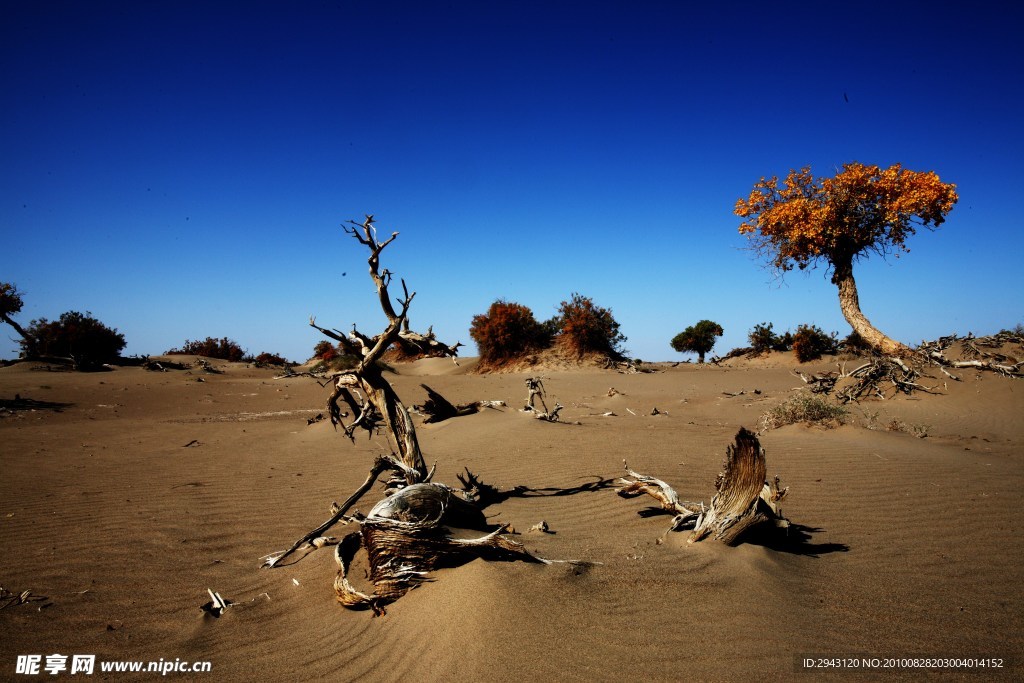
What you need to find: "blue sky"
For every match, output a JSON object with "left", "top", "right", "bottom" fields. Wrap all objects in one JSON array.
[{"left": 2, "top": 1, "right": 1021, "bottom": 362}]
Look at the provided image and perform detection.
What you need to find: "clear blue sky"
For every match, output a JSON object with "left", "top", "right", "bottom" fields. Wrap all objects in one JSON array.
[{"left": 2, "top": 1, "right": 1021, "bottom": 362}]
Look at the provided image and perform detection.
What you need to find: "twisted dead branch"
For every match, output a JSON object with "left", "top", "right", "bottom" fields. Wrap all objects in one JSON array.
[
  {"left": 790, "top": 332, "right": 1020, "bottom": 404},
  {"left": 617, "top": 428, "right": 790, "bottom": 544},
  {"left": 262, "top": 216, "right": 548, "bottom": 613}
]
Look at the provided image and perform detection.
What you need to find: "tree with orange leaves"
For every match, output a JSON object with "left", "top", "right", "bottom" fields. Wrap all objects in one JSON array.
[{"left": 735, "top": 162, "right": 958, "bottom": 355}]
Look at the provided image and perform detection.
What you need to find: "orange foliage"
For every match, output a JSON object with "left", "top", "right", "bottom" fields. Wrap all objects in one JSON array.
[
  {"left": 556, "top": 293, "right": 625, "bottom": 358},
  {"left": 469, "top": 300, "right": 547, "bottom": 366},
  {"left": 735, "top": 162, "right": 958, "bottom": 273}
]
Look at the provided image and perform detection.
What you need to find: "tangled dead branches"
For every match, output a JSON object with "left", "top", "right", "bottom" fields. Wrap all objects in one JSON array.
[{"left": 794, "top": 331, "right": 1021, "bottom": 403}]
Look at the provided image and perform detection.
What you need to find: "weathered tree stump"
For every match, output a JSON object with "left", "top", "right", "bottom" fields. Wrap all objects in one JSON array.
[{"left": 617, "top": 428, "right": 790, "bottom": 544}]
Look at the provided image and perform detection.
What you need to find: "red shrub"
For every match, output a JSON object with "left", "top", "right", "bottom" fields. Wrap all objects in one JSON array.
[
  {"left": 555, "top": 293, "right": 625, "bottom": 358},
  {"left": 166, "top": 337, "right": 246, "bottom": 362},
  {"left": 469, "top": 300, "right": 547, "bottom": 366}
]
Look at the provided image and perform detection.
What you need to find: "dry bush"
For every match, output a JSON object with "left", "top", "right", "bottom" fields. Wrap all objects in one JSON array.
[
  {"left": 166, "top": 337, "right": 246, "bottom": 362},
  {"left": 470, "top": 300, "right": 549, "bottom": 368},
  {"left": 762, "top": 392, "right": 848, "bottom": 430},
  {"left": 23, "top": 311, "right": 127, "bottom": 369},
  {"left": 555, "top": 293, "right": 625, "bottom": 359},
  {"left": 886, "top": 418, "right": 929, "bottom": 438},
  {"left": 792, "top": 324, "right": 838, "bottom": 362},
  {"left": 748, "top": 322, "right": 792, "bottom": 354},
  {"left": 250, "top": 351, "right": 289, "bottom": 366}
]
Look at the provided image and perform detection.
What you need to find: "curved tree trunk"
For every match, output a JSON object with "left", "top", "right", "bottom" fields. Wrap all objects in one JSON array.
[
  {"left": 832, "top": 259, "right": 909, "bottom": 356},
  {"left": 1, "top": 313, "right": 31, "bottom": 346}
]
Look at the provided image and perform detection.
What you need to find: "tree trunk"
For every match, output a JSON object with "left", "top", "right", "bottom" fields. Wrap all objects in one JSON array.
[
  {"left": 832, "top": 259, "right": 909, "bottom": 356},
  {"left": 697, "top": 351, "right": 705, "bottom": 364},
  {"left": 0, "top": 313, "right": 31, "bottom": 346}
]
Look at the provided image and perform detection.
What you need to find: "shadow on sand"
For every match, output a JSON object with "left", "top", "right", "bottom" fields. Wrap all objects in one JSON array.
[{"left": 0, "top": 395, "right": 74, "bottom": 413}]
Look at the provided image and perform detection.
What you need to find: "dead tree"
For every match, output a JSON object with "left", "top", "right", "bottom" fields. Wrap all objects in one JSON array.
[
  {"left": 616, "top": 428, "right": 790, "bottom": 544},
  {"left": 262, "top": 216, "right": 541, "bottom": 613},
  {"left": 523, "top": 376, "right": 548, "bottom": 412}
]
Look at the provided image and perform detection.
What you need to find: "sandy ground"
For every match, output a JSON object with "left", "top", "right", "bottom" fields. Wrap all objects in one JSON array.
[{"left": 0, "top": 354, "right": 1020, "bottom": 681}]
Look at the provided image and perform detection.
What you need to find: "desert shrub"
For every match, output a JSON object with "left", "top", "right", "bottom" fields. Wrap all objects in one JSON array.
[
  {"left": 22, "top": 311, "right": 127, "bottom": 369},
  {"left": 670, "top": 320, "right": 723, "bottom": 363},
  {"left": 748, "top": 322, "right": 792, "bottom": 353},
  {"left": 470, "top": 300, "right": 549, "bottom": 366},
  {"left": 762, "top": 392, "right": 847, "bottom": 430},
  {"left": 791, "top": 324, "right": 838, "bottom": 362},
  {"left": 839, "top": 330, "right": 874, "bottom": 354},
  {"left": 166, "top": 337, "right": 246, "bottom": 362},
  {"left": 250, "top": 351, "right": 288, "bottom": 366},
  {"left": 555, "top": 293, "right": 625, "bottom": 358},
  {"left": 313, "top": 340, "right": 338, "bottom": 362},
  {"left": 886, "top": 418, "right": 929, "bottom": 438}
]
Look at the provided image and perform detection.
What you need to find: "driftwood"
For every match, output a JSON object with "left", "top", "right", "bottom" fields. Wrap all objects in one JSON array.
[
  {"left": 710, "top": 347, "right": 755, "bottom": 365},
  {"left": 263, "top": 217, "right": 544, "bottom": 613},
  {"left": 919, "top": 332, "right": 1022, "bottom": 378},
  {"left": 617, "top": 428, "right": 789, "bottom": 544},
  {"left": 520, "top": 376, "right": 568, "bottom": 422},
  {"left": 795, "top": 332, "right": 1021, "bottom": 403},
  {"left": 606, "top": 359, "right": 657, "bottom": 374},
  {"left": 795, "top": 357, "right": 941, "bottom": 403},
  {"left": 524, "top": 377, "right": 548, "bottom": 412}
]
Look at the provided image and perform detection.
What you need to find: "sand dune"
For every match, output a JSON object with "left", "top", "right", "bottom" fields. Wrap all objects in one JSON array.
[{"left": 1, "top": 357, "right": 1020, "bottom": 680}]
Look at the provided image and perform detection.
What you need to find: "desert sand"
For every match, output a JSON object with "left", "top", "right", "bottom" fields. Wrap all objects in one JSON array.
[{"left": 1, "top": 354, "right": 1021, "bottom": 680}]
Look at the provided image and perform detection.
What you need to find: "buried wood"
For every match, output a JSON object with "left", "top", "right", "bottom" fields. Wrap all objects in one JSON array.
[
  {"left": 617, "top": 428, "right": 790, "bottom": 544},
  {"left": 333, "top": 483, "right": 548, "bottom": 614}
]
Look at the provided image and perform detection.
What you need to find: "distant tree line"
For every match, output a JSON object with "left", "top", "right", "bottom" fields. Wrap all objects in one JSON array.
[{"left": 669, "top": 317, "right": 873, "bottom": 364}]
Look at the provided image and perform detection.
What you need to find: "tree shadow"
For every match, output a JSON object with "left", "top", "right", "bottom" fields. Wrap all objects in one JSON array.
[
  {"left": 0, "top": 395, "right": 73, "bottom": 413},
  {"left": 457, "top": 470, "right": 619, "bottom": 510},
  {"left": 741, "top": 524, "right": 850, "bottom": 557},
  {"left": 622, "top": 504, "right": 849, "bottom": 557}
]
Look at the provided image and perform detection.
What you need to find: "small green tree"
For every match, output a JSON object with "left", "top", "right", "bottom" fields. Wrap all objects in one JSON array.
[
  {"left": 23, "top": 311, "right": 127, "bottom": 369},
  {"left": 671, "top": 320, "right": 724, "bottom": 363}
]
